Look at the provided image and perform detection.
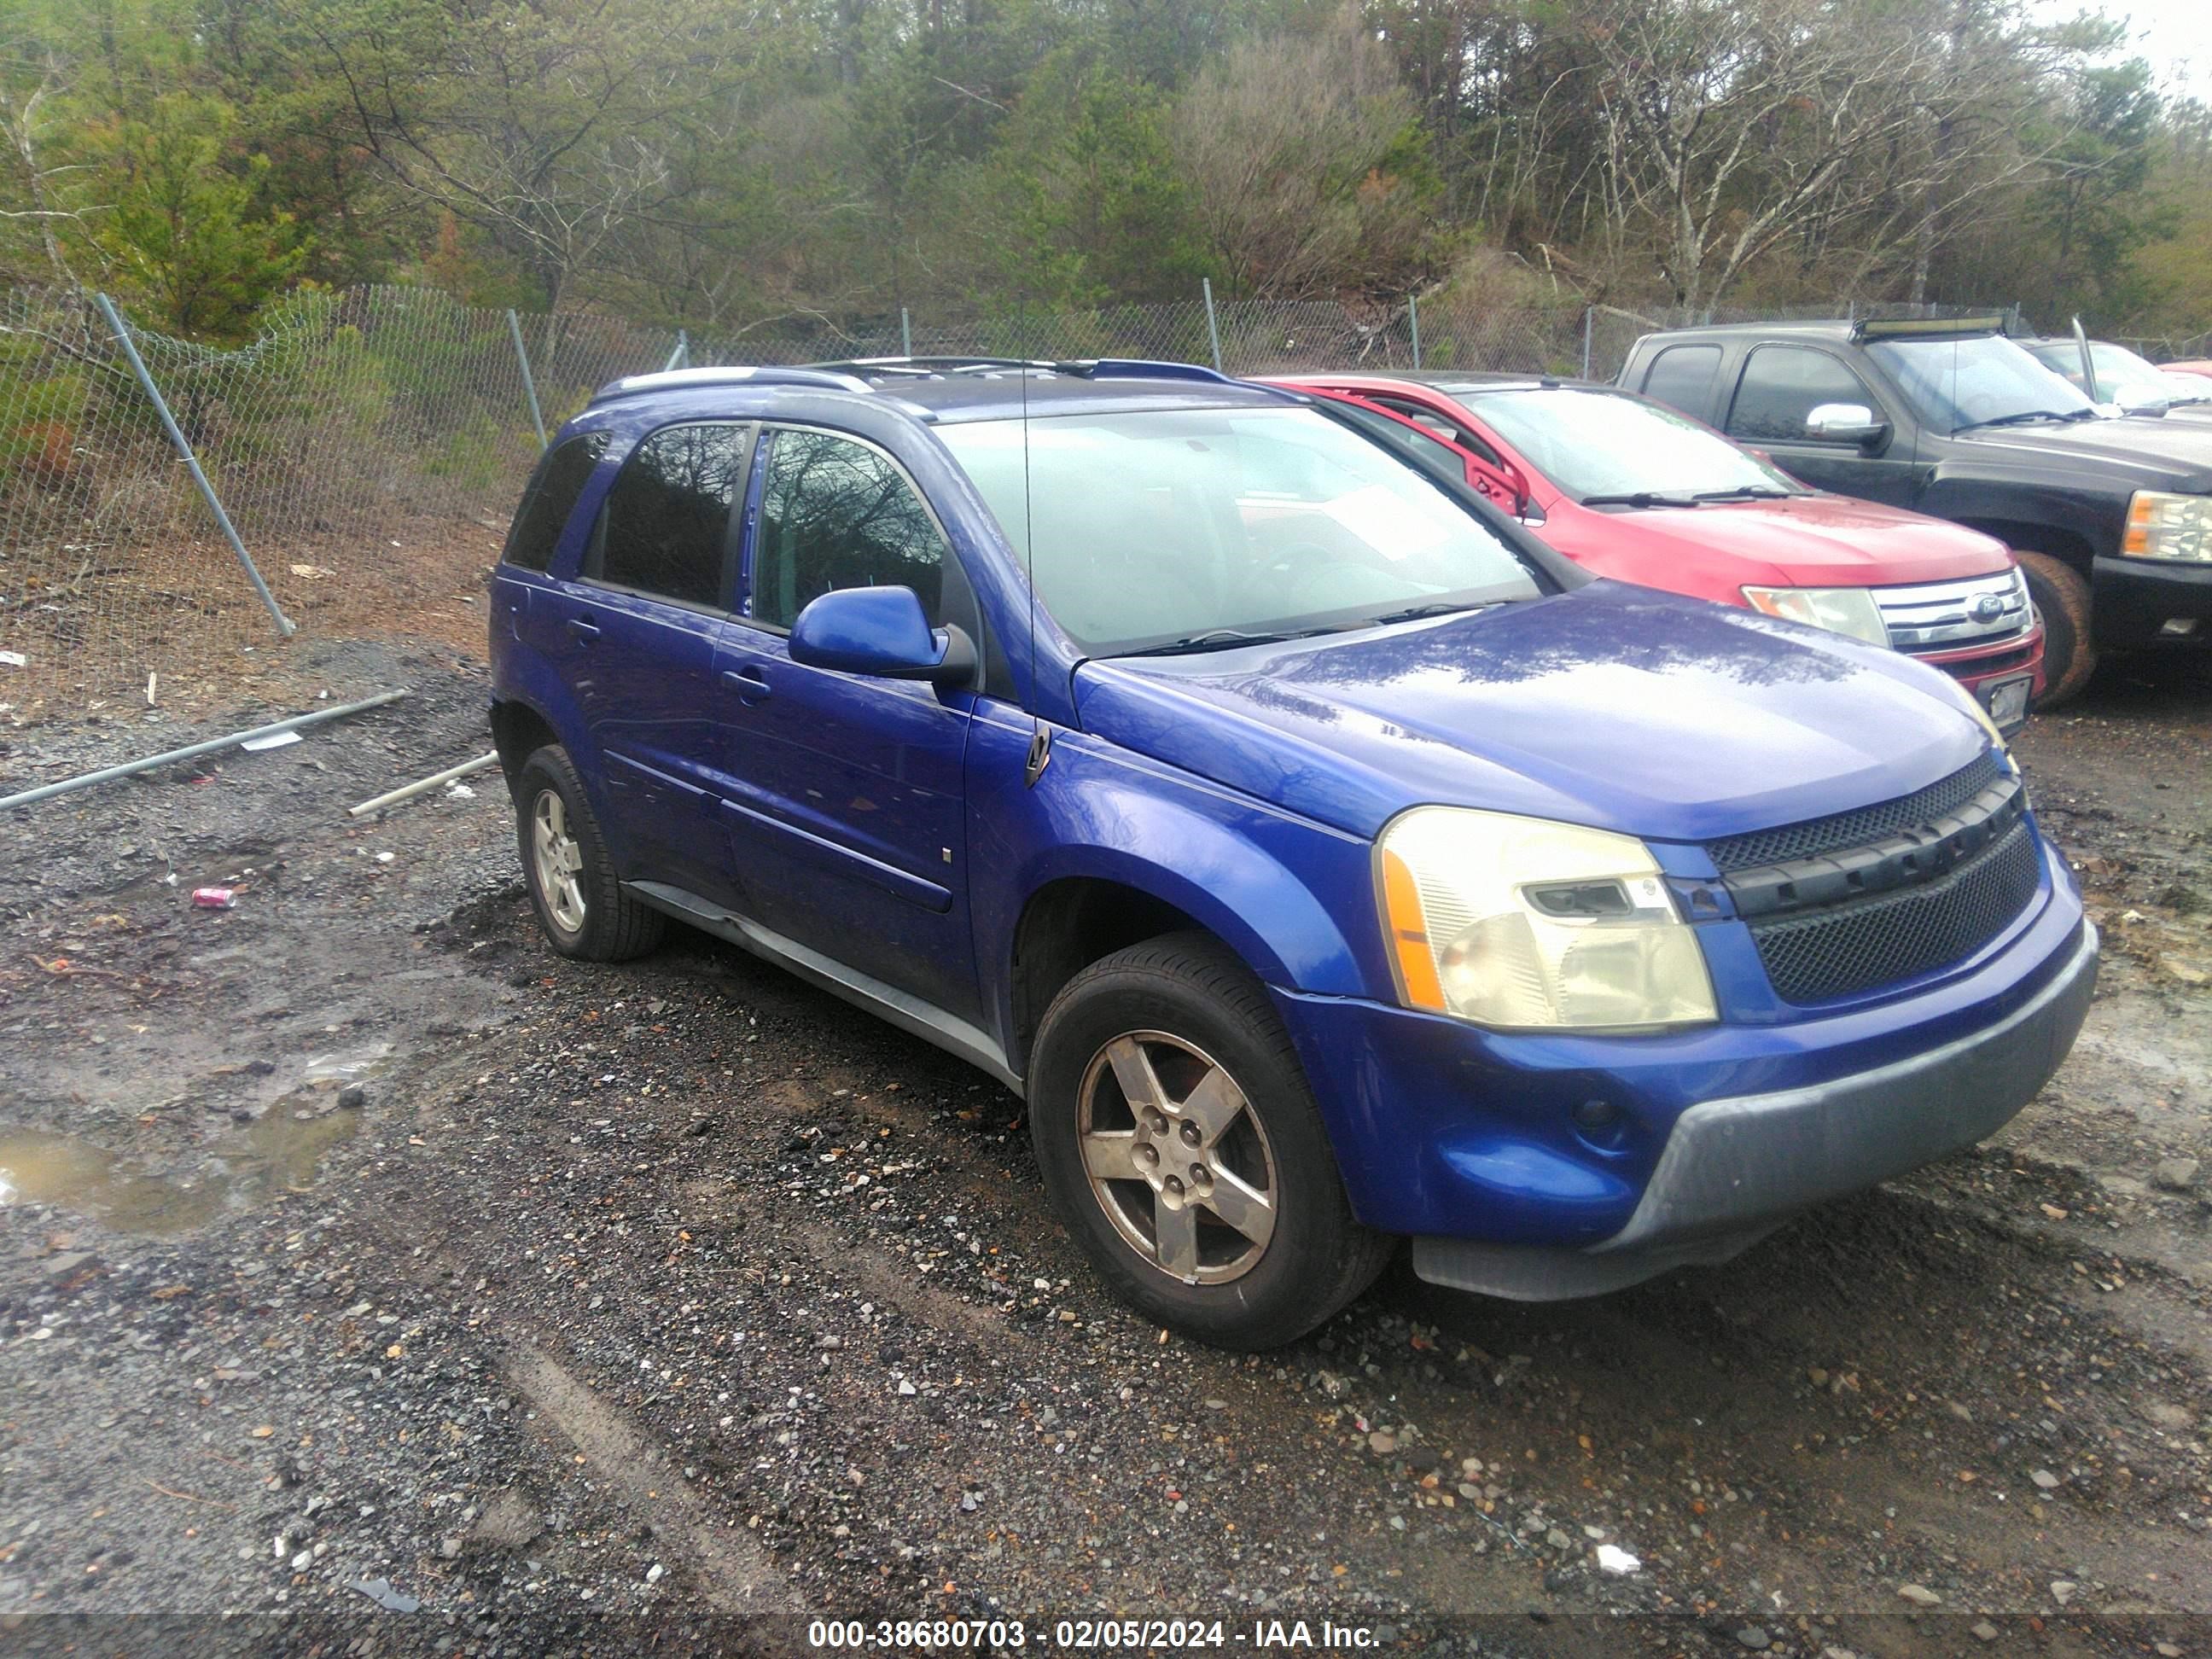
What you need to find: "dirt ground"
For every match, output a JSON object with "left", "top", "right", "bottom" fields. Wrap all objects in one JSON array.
[{"left": 0, "top": 635, "right": 2206, "bottom": 1658}]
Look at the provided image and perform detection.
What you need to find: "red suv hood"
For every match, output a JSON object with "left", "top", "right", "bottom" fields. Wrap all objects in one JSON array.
[{"left": 1604, "top": 495, "right": 2014, "bottom": 588}]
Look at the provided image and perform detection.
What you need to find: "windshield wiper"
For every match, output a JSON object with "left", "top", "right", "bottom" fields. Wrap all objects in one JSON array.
[
  {"left": 1580, "top": 491, "right": 1700, "bottom": 509},
  {"left": 1115, "top": 628, "right": 1307, "bottom": 658},
  {"left": 1690, "top": 486, "right": 1796, "bottom": 501},
  {"left": 1953, "top": 410, "right": 2080, "bottom": 433},
  {"left": 1363, "top": 600, "right": 1501, "bottom": 628}
]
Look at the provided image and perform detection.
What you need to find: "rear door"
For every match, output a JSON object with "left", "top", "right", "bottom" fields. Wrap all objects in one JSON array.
[
  {"left": 714, "top": 425, "right": 981, "bottom": 1017},
  {"left": 557, "top": 420, "right": 753, "bottom": 899},
  {"left": 1722, "top": 344, "right": 1924, "bottom": 506}
]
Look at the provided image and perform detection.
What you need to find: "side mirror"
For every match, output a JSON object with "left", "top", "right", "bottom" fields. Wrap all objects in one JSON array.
[
  {"left": 787, "top": 585, "right": 976, "bottom": 686},
  {"left": 1467, "top": 457, "right": 1537, "bottom": 521},
  {"left": 1805, "top": 403, "right": 1889, "bottom": 447}
]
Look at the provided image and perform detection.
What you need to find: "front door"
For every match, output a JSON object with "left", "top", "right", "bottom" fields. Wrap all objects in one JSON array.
[
  {"left": 1723, "top": 344, "right": 1925, "bottom": 507},
  {"left": 715, "top": 425, "right": 980, "bottom": 1017},
  {"left": 563, "top": 420, "right": 752, "bottom": 899}
]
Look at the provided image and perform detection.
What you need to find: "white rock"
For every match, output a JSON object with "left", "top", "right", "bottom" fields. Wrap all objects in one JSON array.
[{"left": 1595, "top": 1544, "right": 1641, "bottom": 1575}]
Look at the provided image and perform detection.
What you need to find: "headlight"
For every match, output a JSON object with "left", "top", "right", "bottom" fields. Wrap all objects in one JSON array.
[
  {"left": 1740, "top": 585, "right": 1890, "bottom": 646},
  {"left": 2123, "top": 491, "right": 2212, "bottom": 562},
  {"left": 1376, "top": 807, "right": 1717, "bottom": 1031}
]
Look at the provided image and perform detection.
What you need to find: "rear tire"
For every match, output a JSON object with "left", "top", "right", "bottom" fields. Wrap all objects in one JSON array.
[
  {"left": 2017, "top": 551, "right": 2096, "bottom": 707},
  {"left": 514, "top": 744, "right": 665, "bottom": 962},
  {"left": 1028, "top": 931, "right": 1394, "bottom": 1349}
]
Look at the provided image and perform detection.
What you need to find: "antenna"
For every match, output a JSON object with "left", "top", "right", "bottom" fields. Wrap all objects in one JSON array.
[{"left": 1021, "top": 297, "right": 1050, "bottom": 788}]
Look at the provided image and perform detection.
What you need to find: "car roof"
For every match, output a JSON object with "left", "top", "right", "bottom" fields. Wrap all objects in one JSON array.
[{"left": 589, "top": 359, "right": 1294, "bottom": 425}]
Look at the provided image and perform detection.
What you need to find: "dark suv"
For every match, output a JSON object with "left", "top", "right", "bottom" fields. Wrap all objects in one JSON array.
[
  {"left": 1619, "top": 317, "right": 2212, "bottom": 702},
  {"left": 487, "top": 358, "right": 2094, "bottom": 1348}
]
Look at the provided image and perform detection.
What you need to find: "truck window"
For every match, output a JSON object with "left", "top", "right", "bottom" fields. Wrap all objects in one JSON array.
[
  {"left": 1639, "top": 345, "right": 1722, "bottom": 416},
  {"left": 1726, "top": 346, "right": 1882, "bottom": 443},
  {"left": 584, "top": 422, "right": 748, "bottom": 608}
]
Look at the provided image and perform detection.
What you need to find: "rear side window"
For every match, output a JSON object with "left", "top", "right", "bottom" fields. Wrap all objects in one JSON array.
[
  {"left": 585, "top": 422, "right": 749, "bottom": 608},
  {"left": 502, "top": 432, "right": 607, "bottom": 572},
  {"left": 1726, "top": 346, "right": 1881, "bottom": 442},
  {"left": 1639, "top": 345, "right": 1722, "bottom": 416},
  {"left": 749, "top": 429, "right": 947, "bottom": 630}
]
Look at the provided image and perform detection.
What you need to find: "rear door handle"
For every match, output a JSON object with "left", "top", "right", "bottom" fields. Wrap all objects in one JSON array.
[
  {"left": 722, "top": 666, "right": 772, "bottom": 704},
  {"left": 566, "top": 616, "right": 601, "bottom": 642}
]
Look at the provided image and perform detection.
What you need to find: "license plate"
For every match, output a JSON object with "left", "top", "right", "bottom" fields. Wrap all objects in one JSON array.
[{"left": 1982, "top": 672, "right": 2033, "bottom": 733}]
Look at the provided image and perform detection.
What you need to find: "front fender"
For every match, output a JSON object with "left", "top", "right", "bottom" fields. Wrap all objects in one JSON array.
[{"left": 966, "top": 712, "right": 1390, "bottom": 1057}]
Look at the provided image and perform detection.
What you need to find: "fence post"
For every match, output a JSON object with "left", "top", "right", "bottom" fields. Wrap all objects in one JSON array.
[
  {"left": 93, "top": 291, "right": 294, "bottom": 640},
  {"left": 507, "top": 308, "right": 549, "bottom": 449},
  {"left": 661, "top": 330, "right": 690, "bottom": 373},
  {"left": 1409, "top": 291, "right": 1422, "bottom": 370},
  {"left": 1580, "top": 306, "right": 1593, "bottom": 380},
  {"left": 1202, "top": 279, "right": 1224, "bottom": 373},
  {"left": 901, "top": 307, "right": 913, "bottom": 358}
]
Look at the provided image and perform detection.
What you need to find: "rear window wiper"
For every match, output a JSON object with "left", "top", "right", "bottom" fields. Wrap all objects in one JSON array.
[{"left": 1690, "top": 486, "right": 1796, "bottom": 501}]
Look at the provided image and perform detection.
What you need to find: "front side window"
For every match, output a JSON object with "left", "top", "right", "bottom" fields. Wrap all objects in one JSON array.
[
  {"left": 1640, "top": 344, "right": 1723, "bottom": 416},
  {"left": 935, "top": 405, "right": 1542, "bottom": 655},
  {"left": 1865, "top": 335, "right": 2098, "bottom": 433},
  {"left": 504, "top": 432, "right": 608, "bottom": 572},
  {"left": 750, "top": 428, "right": 947, "bottom": 630},
  {"left": 586, "top": 422, "right": 748, "bottom": 608},
  {"left": 1726, "top": 346, "right": 1883, "bottom": 443}
]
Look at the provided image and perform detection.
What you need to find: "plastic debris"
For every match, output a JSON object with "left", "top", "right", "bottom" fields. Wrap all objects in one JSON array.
[
  {"left": 191, "top": 888, "right": 236, "bottom": 910},
  {"left": 239, "top": 729, "right": 303, "bottom": 752},
  {"left": 0, "top": 651, "right": 26, "bottom": 668},
  {"left": 345, "top": 1577, "right": 421, "bottom": 1613},
  {"left": 1596, "top": 1544, "right": 1642, "bottom": 1575}
]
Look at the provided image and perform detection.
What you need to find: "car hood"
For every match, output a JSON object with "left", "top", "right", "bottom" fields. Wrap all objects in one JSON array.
[
  {"left": 1952, "top": 416, "right": 2212, "bottom": 490},
  {"left": 1620, "top": 495, "right": 2013, "bottom": 587},
  {"left": 1073, "top": 582, "right": 1988, "bottom": 847}
]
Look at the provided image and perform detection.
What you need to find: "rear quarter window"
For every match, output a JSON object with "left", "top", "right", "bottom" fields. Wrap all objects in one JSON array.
[{"left": 501, "top": 432, "right": 608, "bottom": 573}]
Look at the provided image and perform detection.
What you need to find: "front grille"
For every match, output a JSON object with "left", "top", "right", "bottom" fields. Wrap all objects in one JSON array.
[
  {"left": 1708, "top": 753, "right": 2003, "bottom": 872},
  {"left": 1746, "top": 820, "right": 2041, "bottom": 1004},
  {"left": 1877, "top": 568, "right": 2032, "bottom": 653}
]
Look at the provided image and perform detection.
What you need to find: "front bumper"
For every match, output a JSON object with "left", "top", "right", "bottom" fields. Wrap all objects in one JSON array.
[
  {"left": 2093, "top": 554, "right": 2212, "bottom": 649},
  {"left": 1912, "top": 620, "right": 2046, "bottom": 719},
  {"left": 1412, "top": 920, "right": 2095, "bottom": 1299},
  {"left": 1270, "top": 839, "right": 2094, "bottom": 1297}
]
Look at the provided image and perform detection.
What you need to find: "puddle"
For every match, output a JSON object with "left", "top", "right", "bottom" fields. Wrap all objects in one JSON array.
[
  {"left": 303, "top": 1042, "right": 395, "bottom": 1086},
  {"left": 0, "top": 1102, "right": 361, "bottom": 1235}
]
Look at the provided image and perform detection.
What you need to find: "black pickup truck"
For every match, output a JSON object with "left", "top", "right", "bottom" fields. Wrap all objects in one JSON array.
[{"left": 1618, "top": 316, "right": 2212, "bottom": 701}]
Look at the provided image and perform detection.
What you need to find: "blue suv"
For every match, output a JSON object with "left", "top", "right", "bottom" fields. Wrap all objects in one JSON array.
[{"left": 488, "top": 358, "right": 2097, "bottom": 1349}]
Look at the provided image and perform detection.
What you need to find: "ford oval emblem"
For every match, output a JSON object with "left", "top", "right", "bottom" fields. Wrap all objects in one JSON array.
[{"left": 1971, "top": 594, "right": 2005, "bottom": 622}]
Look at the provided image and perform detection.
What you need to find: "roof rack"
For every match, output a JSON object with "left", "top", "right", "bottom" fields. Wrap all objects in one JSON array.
[
  {"left": 806, "top": 356, "right": 1057, "bottom": 379},
  {"left": 590, "top": 364, "right": 876, "bottom": 404},
  {"left": 1852, "top": 313, "right": 2010, "bottom": 342}
]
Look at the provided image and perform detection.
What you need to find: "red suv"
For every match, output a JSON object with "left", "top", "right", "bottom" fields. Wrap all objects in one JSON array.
[{"left": 1266, "top": 373, "right": 2046, "bottom": 731}]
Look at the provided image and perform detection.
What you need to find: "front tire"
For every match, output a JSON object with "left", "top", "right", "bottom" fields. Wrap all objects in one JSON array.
[
  {"left": 1028, "top": 932, "right": 1394, "bottom": 1349},
  {"left": 513, "top": 744, "right": 665, "bottom": 962},
  {"left": 2017, "top": 550, "right": 2097, "bottom": 707}
]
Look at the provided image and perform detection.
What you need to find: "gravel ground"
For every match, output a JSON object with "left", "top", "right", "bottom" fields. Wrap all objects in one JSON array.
[{"left": 0, "top": 639, "right": 2207, "bottom": 1658}]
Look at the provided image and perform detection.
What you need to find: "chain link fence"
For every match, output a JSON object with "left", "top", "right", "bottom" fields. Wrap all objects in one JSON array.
[{"left": 0, "top": 282, "right": 2043, "bottom": 713}]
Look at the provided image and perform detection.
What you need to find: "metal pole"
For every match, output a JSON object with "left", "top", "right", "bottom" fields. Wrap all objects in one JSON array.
[
  {"left": 1409, "top": 291, "right": 1422, "bottom": 370},
  {"left": 93, "top": 292, "right": 294, "bottom": 639},
  {"left": 901, "top": 307, "right": 913, "bottom": 358},
  {"left": 347, "top": 751, "right": 498, "bottom": 818},
  {"left": 1202, "top": 278, "right": 1224, "bottom": 373},
  {"left": 1581, "top": 306, "right": 1593, "bottom": 380},
  {"left": 0, "top": 690, "right": 410, "bottom": 814},
  {"left": 508, "top": 308, "right": 549, "bottom": 449},
  {"left": 661, "top": 330, "right": 690, "bottom": 374}
]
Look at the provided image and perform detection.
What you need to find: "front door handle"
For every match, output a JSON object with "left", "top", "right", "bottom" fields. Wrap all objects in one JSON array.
[
  {"left": 722, "top": 666, "right": 772, "bottom": 704},
  {"left": 566, "top": 616, "right": 602, "bottom": 642}
]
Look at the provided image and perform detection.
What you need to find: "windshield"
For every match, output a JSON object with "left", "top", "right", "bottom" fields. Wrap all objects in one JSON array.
[
  {"left": 1457, "top": 387, "right": 1802, "bottom": 502},
  {"left": 2026, "top": 340, "right": 2207, "bottom": 409},
  {"left": 1866, "top": 335, "right": 2098, "bottom": 433},
  {"left": 936, "top": 406, "right": 1541, "bottom": 655}
]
